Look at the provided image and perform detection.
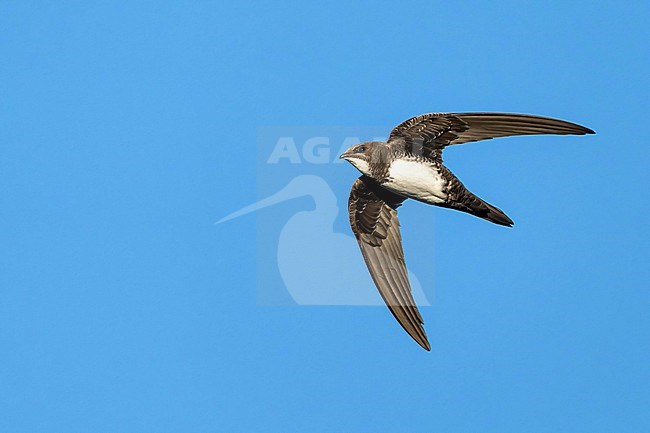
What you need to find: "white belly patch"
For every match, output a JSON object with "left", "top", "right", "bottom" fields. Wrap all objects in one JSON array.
[{"left": 383, "top": 159, "right": 447, "bottom": 204}]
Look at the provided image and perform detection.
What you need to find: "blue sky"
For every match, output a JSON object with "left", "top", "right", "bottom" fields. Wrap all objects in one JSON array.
[{"left": 1, "top": 1, "right": 649, "bottom": 432}]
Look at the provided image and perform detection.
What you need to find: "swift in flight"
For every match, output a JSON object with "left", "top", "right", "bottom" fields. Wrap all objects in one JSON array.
[{"left": 340, "top": 112, "right": 594, "bottom": 350}]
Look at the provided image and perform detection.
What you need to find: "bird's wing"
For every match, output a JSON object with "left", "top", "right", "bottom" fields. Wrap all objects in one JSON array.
[
  {"left": 348, "top": 176, "right": 430, "bottom": 351},
  {"left": 387, "top": 112, "right": 594, "bottom": 151}
]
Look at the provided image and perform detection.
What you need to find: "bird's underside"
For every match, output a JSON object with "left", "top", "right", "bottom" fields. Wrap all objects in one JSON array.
[{"left": 343, "top": 112, "right": 595, "bottom": 350}]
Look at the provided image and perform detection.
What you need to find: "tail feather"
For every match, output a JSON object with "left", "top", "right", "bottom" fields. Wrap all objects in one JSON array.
[
  {"left": 445, "top": 189, "right": 514, "bottom": 227},
  {"left": 438, "top": 165, "right": 514, "bottom": 227},
  {"left": 475, "top": 200, "right": 514, "bottom": 227}
]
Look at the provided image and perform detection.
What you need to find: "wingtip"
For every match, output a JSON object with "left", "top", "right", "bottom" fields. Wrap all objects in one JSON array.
[
  {"left": 413, "top": 331, "right": 431, "bottom": 351},
  {"left": 576, "top": 124, "right": 595, "bottom": 135}
]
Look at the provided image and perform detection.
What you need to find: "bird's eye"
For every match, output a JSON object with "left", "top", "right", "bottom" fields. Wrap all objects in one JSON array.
[{"left": 357, "top": 145, "right": 366, "bottom": 153}]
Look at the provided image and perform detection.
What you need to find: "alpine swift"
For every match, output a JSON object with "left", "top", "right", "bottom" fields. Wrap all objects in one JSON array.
[{"left": 340, "top": 112, "right": 595, "bottom": 351}]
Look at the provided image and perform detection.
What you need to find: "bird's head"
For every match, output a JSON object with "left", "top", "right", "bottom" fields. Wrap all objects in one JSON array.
[{"left": 339, "top": 141, "right": 380, "bottom": 176}]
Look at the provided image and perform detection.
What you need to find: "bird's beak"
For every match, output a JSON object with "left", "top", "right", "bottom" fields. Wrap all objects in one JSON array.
[{"left": 339, "top": 151, "right": 352, "bottom": 160}]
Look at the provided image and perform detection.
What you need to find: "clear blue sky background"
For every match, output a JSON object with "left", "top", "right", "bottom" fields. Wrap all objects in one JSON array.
[{"left": 2, "top": 2, "right": 649, "bottom": 432}]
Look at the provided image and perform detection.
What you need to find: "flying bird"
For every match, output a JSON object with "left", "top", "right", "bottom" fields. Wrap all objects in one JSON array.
[{"left": 340, "top": 112, "right": 595, "bottom": 350}]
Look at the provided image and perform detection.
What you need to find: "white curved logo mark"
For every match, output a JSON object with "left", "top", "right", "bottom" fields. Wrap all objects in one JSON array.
[{"left": 218, "top": 174, "right": 431, "bottom": 306}]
